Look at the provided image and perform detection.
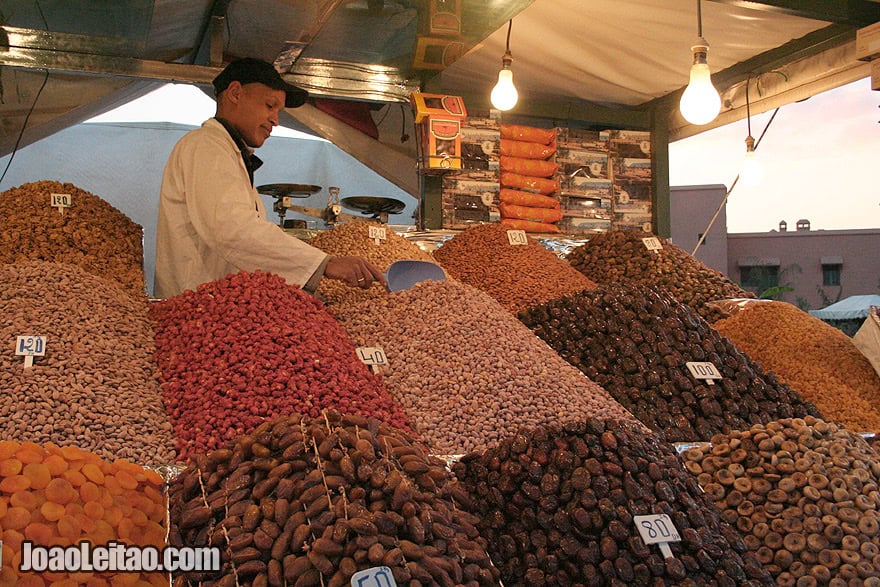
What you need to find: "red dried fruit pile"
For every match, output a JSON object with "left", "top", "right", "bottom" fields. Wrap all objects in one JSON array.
[{"left": 150, "top": 271, "right": 410, "bottom": 459}]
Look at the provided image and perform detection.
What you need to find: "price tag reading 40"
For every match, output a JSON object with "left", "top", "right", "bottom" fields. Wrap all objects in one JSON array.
[
  {"left": 642, "top": 236, "right": 663, "bottom": 252},
  {"left": 634, "top": 513, "right": 681, "bottom": 559},
  {"left": 368, "top": 226, "right": 387, "bottom": 244},
  {"left": 15, "top": 335, "right": 46, "bottom": 369},
  {"left": 50, "top": 193, "right": 72, "bottom": 215},
  {"left": 507, "top": 229, "right": 528, "bottom": 246},
  {"left": 356, "top": 347, "right": 387, "bottom": 374},
  {"left": 350, "top": 566, "right": 397, "bottom": 587},
  {"left": 686, "top": 361, "right": 723, "bottom": 385}
]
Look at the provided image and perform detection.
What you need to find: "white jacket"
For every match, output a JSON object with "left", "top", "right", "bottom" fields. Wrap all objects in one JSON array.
[{"left": 154, "top": 118, "right": 328, "bottom": 298}]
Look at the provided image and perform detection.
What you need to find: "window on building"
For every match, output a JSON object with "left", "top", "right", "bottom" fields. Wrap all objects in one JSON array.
[
  {"left": 740, "top": 265, "right": 779, "bottom": 292},
  {"left": 822, "top": 264, "right": 842, "bottom": 287}
]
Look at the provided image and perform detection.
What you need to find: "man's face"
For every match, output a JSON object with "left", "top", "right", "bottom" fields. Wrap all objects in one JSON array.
[{"left": 234, "top": 82, "right": 287, "bottom": 148}]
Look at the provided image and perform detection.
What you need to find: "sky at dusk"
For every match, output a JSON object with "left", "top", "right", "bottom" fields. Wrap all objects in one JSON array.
[
  {"left": 91, "top": 78, "right": 880, "bottom": 234},
  {"left": 669, "top": 77, "right": 880, "bottom": 233}
]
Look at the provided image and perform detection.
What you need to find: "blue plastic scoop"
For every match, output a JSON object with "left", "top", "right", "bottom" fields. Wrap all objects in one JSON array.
[{"left": 384, "top": 260, "right": 446, "bottom": 293}]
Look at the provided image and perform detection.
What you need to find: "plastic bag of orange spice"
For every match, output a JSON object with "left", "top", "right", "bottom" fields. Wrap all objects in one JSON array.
[{"left": 0, "top": 440, "right": 169, "bottom": 586}]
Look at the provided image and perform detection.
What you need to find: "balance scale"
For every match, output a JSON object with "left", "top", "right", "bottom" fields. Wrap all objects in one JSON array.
[{"left": 257, "top": 184, "right": 406, "bottom": 227}]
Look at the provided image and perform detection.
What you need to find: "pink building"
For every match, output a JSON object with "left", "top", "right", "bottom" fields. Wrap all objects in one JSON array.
[{"left": 671, "top": 186, "right": 880, "bottom": 311}]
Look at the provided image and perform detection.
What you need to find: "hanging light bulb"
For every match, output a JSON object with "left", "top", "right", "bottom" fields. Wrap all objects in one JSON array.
[
  {"left": 491, "top": 20, "right": 518, "bottom": 111},
  {"left": 739, "top": 78, "right": 763, "bottom": 186},
  {"left": 679, "top": 0, "right": 721, "bottom": 125}
]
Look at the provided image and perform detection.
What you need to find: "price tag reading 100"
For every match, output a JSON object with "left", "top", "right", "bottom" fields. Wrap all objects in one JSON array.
[
  {"left": 685, "top": 361, "right": 723, "bottom": 385},
  {"left": 506, "top": 230, "right": 528, "bottom": 246}
]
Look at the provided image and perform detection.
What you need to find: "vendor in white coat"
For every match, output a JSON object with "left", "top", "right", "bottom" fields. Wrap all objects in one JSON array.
[{"left": 154, "top": 57, "right": 385, "bottom": 299}]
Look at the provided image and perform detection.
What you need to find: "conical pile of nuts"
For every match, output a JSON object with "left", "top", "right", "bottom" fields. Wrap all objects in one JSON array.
[
  {"left": 682, "top": 417, "right": 880, "bottom": 585},
  {"left": 453, "top": 418, "right": 774, "bottom": 586},
  {"left": 168, "top": 411, "right": 502, "bottom": 586}
]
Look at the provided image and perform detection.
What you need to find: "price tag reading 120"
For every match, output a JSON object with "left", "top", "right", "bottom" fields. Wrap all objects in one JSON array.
[
  {"left": 51, "top": 193, "right": 72, "bottom": 215},
  {"left": 368, "top": 226, "right": 387, "bottom": 244},
  {"left": 15, "top": 335, "right": 46, "bottom": 369},
  {"left": 507, "top": 230, "right": 528, "bottom": 246},
  {"left": 685, "top": 361, "right": 723, "bottom": 385},
  {"left": 634, "top": 514, "right": 681, "bottom": 559}
]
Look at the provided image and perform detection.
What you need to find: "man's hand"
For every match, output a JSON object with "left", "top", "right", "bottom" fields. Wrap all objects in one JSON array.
[{"left": 323, "top": 255, "right": 387, "bottom": 289}]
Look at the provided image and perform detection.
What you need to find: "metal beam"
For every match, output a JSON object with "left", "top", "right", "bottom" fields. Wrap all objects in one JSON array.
[{"left": 707, "top": 0, "right": 880, "bottom": 28}]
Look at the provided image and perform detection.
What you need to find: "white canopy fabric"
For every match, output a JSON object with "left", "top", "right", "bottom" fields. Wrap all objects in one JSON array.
[{"left": 809, "top": 295, "right": 880, "bottom": 320}]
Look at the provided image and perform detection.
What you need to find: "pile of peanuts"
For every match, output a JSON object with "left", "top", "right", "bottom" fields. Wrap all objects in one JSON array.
[
  {"left": 566, "top": 230, "right": 753, "bottom": 320},
  {"left": 683, "top": 417, "right": 880, "bottom": 585},
  {"left": 308, "top": 221, "right": 439, "bottom": 310},
  {"left": 432, "top": 222, "right": 597, "bottom": 313},
  {"left": 0, "top": 261, "right": 176, "bottom": 465},
  {"left": 713, "top": 301, "right": 880, "bottom": 432},
  {"left": 0, "top": 180, "right": 146, "bottom": 296},
  {"left": 149, "top": 270, "right": 411, "bottom": 460},
  {"left": 169, "top": 411, "right": 501, "bottom": 586},
  {"left": 0, "top": 440, "right": 168, "bottom": 586},
  {"left": 453, "top": 417, "right": 773, "bottom": 586},
  {"left": 518, "top": 284, "right": 822, "bottom": 442},
  {"left": 334, "top": 280, "right": 639, "bottom": 455}
]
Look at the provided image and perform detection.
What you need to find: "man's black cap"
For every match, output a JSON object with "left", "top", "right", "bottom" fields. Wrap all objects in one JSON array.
[{"left": 213, "top": 58, "right": 308, "bottom": 108}]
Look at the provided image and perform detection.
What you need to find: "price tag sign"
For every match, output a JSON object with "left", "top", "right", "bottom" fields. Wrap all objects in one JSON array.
[
  {"left": 686, "top": 361, "right": 722, "bottom": 385},
  {"left": 642, "top": 236, "right": 663, "bottom": 253},
  {"left": 368, "top": 226, "right": 387, "bottom": 245},
  {"left": 50, "top": 193, "right": 72, "bottom": 216},
  {"left": 15, "top": 335, "right": 46, "bottom": 369},
  {"left": 506, "top": 230, "right": 528, "bottom": 246},
  {"left": 635, "top": 514, "right": 681, "bottom": 559},
  {"left": 351, "top": 566, "right": 397, "bottom": 587},
  {"left": 356, "top": 347, "right": 387, "bottom": 374}
]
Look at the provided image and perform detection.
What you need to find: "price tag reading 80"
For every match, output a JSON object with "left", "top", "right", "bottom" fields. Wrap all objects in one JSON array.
[
  {"left": 634, "top": 513, "right": 680, "bottom": 560},
  {"left": 506, "top": 230, "right": 528, "bottom": 246},
  {"left": 368, "top": 226, "right": 387, "bottom": 243},
  {"left": 642, "top": 236, "right": 663, "bottom": 252}
]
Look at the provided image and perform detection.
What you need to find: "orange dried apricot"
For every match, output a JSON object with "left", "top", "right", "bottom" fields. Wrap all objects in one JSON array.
[
  {"left": 45, "top": 478, "right": 77, "bottom": 505},
  {"left": 43, "top": 454, "right": 69, "bottom": 476},
  {"left": 9, "top": 490, "right": 37, "bottom": 510},
  {"left": 0, "top": 440, "right": 18, "bottom": 460},
  {"left": 0, "top": 497, "right": 7, "bottom": 518},
  {"left": 57, "top": 514, "right": 82, "bottom": 540},
  {"left": 142, "top": 521, "right": 167, "bottom": 547},
  {"left": 59, "top": 445, "right": 85, "bottom": 461},
  {"left": 40, "top": 500, "right": 66, "bottom": 522},
  {"left": 22, "top": 462, "right": 51, "bottom": 490},
  {"left": 81, "top": 463, "right": 105, "bottom": 485},
  {"left": 103, "top": 475, "right": 123, "bottom": 496},
  {"left": 113, "top": 469, "right": 139, "bottom": 491},
  {"left": 75, "top": 513, "right": 98, "bottom": 534},
  {"left": 3, "top": 528, "right": 25, "bottom": 550},
  {"left": 24, "top": 521, "right": 54, "bottom": 544},
  {"left": 3, "top": 505, "right": 31, "bottom": 530},
  {"left": 0, "top": 457, "right": 23, "bottom": 477},
  {"left": 15, "top": 442, "right": 45, "bottom": 465},
  {"left": 116, "top": 516, "right": 134, "bottom": 540},
  {"left": 104, "top": 505, "right": 123, "bottom": 527},
  {"left": 129, "top": 509, "right": 148, "bottom": 527},
  {"left": 79, "top": 481, "right": 100, "bottom": 503},
  {"left": 0, "top": 474, "right": 31, "bottom": 493},
  {"left": 83, "top": 500, "right": 104, "bottom": 520},
  {"left": 15, "top": 573, "right": 46, "bottom": 587},
  {"left": 62, "top": 470, "right": 87, "bottom": 487}
]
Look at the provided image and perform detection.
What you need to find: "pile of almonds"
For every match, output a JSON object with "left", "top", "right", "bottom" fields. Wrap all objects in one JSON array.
[
  {"left": 683, "top": 417, "right": 880, "bottom": 585},
  {"left": 168, "top": 411, "right": 501, "bottom": 586},
  {"left": 566, "top": 230, "right": 753, "bottom": 320},
  {"left": 308, "top": 221, "right": 439, "bottom": 310},
  {"left": 334, "top": 280, "right": 639, "bottom": 455},
  {"left": 0, "top": 180, "right": 146, "bottom": 296},
  {"left": 432, "top": 222, "right": 597, "bottom": 313},
  {"left": 453, "top": 418, "right": 773, "bottom": 586},
  {"left": 149, "top": 270, "right": 410, "bottom": 460},
  {"left": 518, "top": 284, "right": 822, "bottom": 442},
  {"left": 713, "top": 300, "right": 880, "bottom": 432},
  {"left": 0, "top": 261, "right": 176, "bottom": 465},
  {"left": 0, "top": 440, "right": 168, "bottom": 585}
]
